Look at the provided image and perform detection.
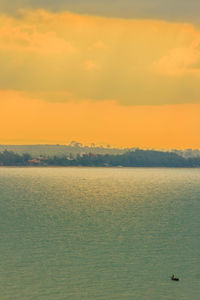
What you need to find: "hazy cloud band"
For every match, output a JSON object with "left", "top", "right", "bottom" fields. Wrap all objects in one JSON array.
[{"left": 0, "top": 0, "right": 200, "bottom": 24}]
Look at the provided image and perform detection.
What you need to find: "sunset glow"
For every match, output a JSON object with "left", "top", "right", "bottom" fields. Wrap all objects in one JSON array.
[{"left": 1, "top": 5, "right": 200, "bottom": 148}]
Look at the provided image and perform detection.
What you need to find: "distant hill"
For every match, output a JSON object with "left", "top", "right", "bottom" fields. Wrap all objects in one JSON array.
[
  {"left": 173, "top": 149, "right": 200, "bottom": 158},
  {"left": 0, "top": 144, "right": 127, "bottom": 157},
  {"left": 0, "top": 144, "right": 200, "bottom": 158}
]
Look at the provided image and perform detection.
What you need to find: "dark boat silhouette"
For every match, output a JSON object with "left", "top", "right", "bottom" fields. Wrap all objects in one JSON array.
[{"left": 171, "top": 274, "right": 179, "bottom": 281}]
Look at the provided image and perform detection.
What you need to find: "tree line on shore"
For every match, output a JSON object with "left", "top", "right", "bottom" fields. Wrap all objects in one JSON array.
[{"left": 1, "top": 149, "right": 200, "bottom": 167}]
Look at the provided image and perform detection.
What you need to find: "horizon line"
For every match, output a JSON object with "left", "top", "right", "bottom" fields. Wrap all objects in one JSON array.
[{"left": 0, "top": 144, "right": 200, "bottom": 151}]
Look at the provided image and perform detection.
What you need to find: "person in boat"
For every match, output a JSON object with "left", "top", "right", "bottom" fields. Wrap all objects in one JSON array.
[{"left": 171, "top": 274, "right": 179, "bottom": 281}]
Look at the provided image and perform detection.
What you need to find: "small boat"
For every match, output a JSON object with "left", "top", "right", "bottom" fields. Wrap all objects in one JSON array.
[{"left": 171, "top": 274, "right": 179, "bottom": 281}]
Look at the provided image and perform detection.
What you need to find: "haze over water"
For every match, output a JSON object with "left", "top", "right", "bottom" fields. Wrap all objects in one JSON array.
[{"left": 0, "top": 167, "right": 200, "bottom": 299}]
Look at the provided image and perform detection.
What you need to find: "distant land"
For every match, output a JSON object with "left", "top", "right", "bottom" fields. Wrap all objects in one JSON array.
[
  {"left": 1, "top": 143, "right": 200, "bottom": 167},
  {"left": 0, "top": 142, "right": 200, "bottom": 158},
  {"left": 0, "top": 142, "right": 125, "bottom": 157}
]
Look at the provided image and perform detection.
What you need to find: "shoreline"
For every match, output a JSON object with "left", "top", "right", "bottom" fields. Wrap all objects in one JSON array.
[{"left": 0, "top": 165, "right": 199, "bottom": 169}]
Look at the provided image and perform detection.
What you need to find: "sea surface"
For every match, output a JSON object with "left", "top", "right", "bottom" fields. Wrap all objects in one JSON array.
[{"left": 0, "top": 167, "right": 200, "bottom": 300}]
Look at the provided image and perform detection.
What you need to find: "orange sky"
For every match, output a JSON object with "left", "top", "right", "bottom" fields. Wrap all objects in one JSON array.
[
  {"left": 1, "top": 90, "right": 200, "bottom": 149},
  {"left": 1, "top": 10, "right": 200, "bottom": 148}
]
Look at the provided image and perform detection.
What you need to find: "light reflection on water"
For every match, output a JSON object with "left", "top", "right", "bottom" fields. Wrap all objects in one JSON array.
[{"left": 0, "top": 167, "right": 200, "bottom": 299}]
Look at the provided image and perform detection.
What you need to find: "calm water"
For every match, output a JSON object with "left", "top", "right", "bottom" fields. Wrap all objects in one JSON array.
[{"left": 0, "top": 167, "right": 200, "bottom": 300}]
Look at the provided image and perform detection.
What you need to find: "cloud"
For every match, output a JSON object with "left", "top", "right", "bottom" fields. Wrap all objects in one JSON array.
[
  {"left": 84, "top": 60, "right": 99, "bottom": 71},
  {"left": 153, "top": 47, "right": 200, "bottom": 76},
  {"left": 1, "top": 10, "right": 200, "bottom": 105},
  {"left": 0, "top": 29, "right": 76, "bottom": 55},
  {"left": 153, "top": 26, "right": 200, "bottom": 76},
  {"left": 92, "top": 40, "right": 107, "bottom": 50},
  {"left": 0, "top": 13, "right": 76, "bottom": 54},
  {"left": 1, "top": 0, "right": 200, "bottom": 25}
]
